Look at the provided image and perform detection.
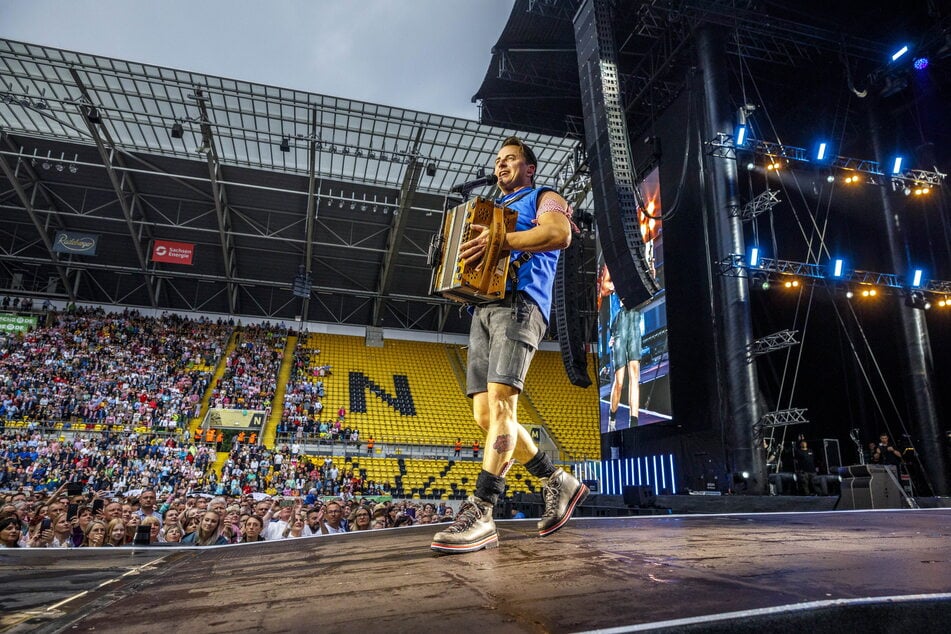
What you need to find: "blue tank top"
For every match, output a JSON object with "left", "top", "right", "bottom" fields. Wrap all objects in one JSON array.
[{"left": 496, "top": 186, "right": 560, "bottom": 324}]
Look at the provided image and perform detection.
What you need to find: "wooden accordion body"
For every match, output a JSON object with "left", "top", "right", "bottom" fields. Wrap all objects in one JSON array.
[{"left": 429, "top": 196, "right": 518, "bottom": 304}]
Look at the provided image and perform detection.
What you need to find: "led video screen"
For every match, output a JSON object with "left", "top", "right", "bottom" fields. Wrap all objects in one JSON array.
[{"left": 597, "top": 167, "right": 672, "bottom": 432}]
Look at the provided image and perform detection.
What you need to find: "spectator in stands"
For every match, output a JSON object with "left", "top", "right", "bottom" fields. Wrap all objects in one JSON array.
[
  {"left": 159, "top": 522, "right": 184, "bottom": 544},
  {"left": 0, "top": 515, "right": 21, "bottom": 548},
  {"left": 317, "top": 501, "right": 347, "bottom": 534},
  {"left": 50, "top": 512, "right": 74, "bottom": 548},
  {"left": 430, "top": 136, "right": 587, "bottom": 555},
  {"left": 105, "top": 519, "right": 127, "bottom": 547},
  {"left": 240, "top": 515, "right": 265, "bottom": 543},
  {"left": 182, "top": 510, "right": 228, "bottom": 546},
  {"left": 136, "top": 490, "right": 163, "bottom": 526},
  {"left": 81, "top": 520, "right": 107, "bottom": 547},
  {"left": 349, "top": 507, "right": 372, "bottom": 531},
  {"left": 141, "top": 516, "right": 161, "bottom": 544}
]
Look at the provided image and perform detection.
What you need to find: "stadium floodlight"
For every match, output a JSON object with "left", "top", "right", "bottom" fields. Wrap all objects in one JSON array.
[
  {"left": 170, "top": 122, "right": 184, "bottom": 139},
  {"left": 891, "top": 45, "right": 909, "bottom": 62},
  {"left": 280, "top": 137, "right": 290, "bottom": 152}
]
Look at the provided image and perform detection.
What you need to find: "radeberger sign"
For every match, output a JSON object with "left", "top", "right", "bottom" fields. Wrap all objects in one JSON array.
[{"left": 52, "top": 231, "right": 99, "bottom": 255}]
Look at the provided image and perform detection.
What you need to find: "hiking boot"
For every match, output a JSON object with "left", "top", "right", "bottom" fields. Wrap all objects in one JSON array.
[
  {"left": 430, "top": 496, "right": 498, "bottom": 554},
  {"left": 537, "top": 468, "right": 589, "bottom": 537}
]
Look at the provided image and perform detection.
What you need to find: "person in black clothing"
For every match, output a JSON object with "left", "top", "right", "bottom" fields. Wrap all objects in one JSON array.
[
  {"left": 872, "top": 433, "right": 903, "bottom": 469},
  {"left": 794, "top": 439, "right": 818, "bottom": 495}
]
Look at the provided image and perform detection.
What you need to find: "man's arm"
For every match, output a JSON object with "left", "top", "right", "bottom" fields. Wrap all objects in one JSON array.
[{"left": 461, "top": 191, "right": 572, "bottom": 265}]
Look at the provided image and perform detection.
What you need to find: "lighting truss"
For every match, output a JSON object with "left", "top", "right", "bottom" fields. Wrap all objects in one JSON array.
[
  {"left": 737, "top": 189, "right": 780, "bottom": 220},
  {"left": 707, "top": 133, "right": 947, "bottom": 190},
  {"left": 755, "top": 408, "right": 810, "bottom": 434},
  {"left": 719, "top": 253, "right": 951, "bottom": 298},
  {"left": 747, "top": 329, "right": 800, "bottom": 361}
]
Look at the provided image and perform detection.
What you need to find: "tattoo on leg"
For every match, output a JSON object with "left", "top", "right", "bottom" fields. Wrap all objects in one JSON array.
[{"left": 493, "top": 434, "right": 514, "bottom": 454}]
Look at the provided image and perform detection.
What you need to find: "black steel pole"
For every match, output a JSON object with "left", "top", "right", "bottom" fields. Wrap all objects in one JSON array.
[
  {"left": 867, "top": 99, "right": 948, "bottom": 496},
  {"left": 695, "top": 26, "right": 765, "bottom": 493}
]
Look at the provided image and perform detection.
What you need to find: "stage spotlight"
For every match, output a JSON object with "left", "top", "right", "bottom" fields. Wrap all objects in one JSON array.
[
  {"left": 826, "top": 174, "right": 835, "bottom": 183},
  {"left": 846, "top": 290, "right": 854, "bottom": 299},
  {"left": 55, "top": 163, "right": 63, "bottom": 172},
  {"left": 904, "top": 187, "right": 912, "bottom": 196},
  {"left": 426, "top": 162, "right": 437, "bottom": 177},
  {"left": 746, "top": 162, "right": 755, "bottom": 171},
  {"left": 861, "top": 288, "right": 878, "bottom": 298},
  {"left": 911, "top": 269, "right": 924, "bottom": 287},
  {"left": 938, "top": 297, "right": 948, "bottom": 308},
  {"left": 891, "top": 45, "right": 909, "bottom": 62},
  {"left": 905, "top": 291, "right": 931, "bottom": 310},
  {"left": 921, "top": 187, "right": 931, "bottom": 195},
  {"left": 279, "top": 138, "right": 290, "bottom": 152},
  {"left": 171, "top": 122, "right": 184, "bottom": 139},
  {"left": 783, "top": 279, "right": 800, "bottom": 289},
  {"left": 891, "top": 156, "right": 903, "bottom": 174},
  {"left": 41, "top": 161, "right": 50, "bottom": 170},
  {"left": 815, "top": 142, "right": 828, "bottom": 161},
  {"left": 913, "top": 57, "right": 929, "bottom": 70},
  {"left": 832, "top": 259, "right": 844, "bottom": 277}
]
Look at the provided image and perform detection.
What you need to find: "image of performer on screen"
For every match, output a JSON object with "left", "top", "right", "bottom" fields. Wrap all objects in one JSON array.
[
  {"left": 598, "top": 264, "right": 642, "bottom": 431},
  {"left": 430, "top": 136, "right": 588, "bottom": 555}
]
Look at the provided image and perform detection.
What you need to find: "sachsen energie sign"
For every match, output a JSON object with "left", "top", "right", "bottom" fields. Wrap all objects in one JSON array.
[
  {"left": 151, "top": 239, "right": 195, "bottom": 265},
  {"left": 0, "top": 313, "right": 38, "bottom": 333}
]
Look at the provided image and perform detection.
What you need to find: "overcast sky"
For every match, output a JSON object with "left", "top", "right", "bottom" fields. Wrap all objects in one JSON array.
[{"left": 1, "top": 0, "right": 514, "bottom": 120}]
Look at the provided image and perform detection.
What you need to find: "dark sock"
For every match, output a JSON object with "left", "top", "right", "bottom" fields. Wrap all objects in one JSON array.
[
  {"left": 524, "top": 451, "right": 557, "bottom": 479},
  {"left": 474, "top": 470, "right": 506, "bottom": 506}
]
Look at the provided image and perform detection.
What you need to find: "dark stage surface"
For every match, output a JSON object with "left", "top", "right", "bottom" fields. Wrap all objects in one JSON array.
[{"left": 3, "top": 509, "right": 950, "bottom": 633}]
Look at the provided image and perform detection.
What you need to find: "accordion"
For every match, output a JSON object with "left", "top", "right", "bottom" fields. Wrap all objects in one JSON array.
[{"left": 428, "top": 196, "right": 518, "bottom": 304}]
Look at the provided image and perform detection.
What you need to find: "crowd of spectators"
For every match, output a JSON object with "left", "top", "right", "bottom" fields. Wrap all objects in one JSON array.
[
  {"left": 277, "top": 346, "right": 355, "bottom": 443},
  {"left": 0, "top": 307, "right": 230, "bottom": 430},
  {"left": 1, "top": 479, "right": 456, "bottom": 548},
  {"left": 0, "top": 429, "right": 215, "bottom": 494},
  {"left": 211, "top": 324, "right": 288, "bottom": 413}
]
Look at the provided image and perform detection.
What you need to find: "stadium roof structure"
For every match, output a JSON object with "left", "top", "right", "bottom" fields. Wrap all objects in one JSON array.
[{"left": 0, "top": 38, "right": 583, "bottom": 334}]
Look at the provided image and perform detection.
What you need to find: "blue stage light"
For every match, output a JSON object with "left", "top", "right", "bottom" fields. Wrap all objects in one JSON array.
[
  {"left": 914, "top": 57, "right": 929, "bottom": 70},
  {"left": 736, "top": 124, "right": 747, "bottom": 146},
  {"left": 749, "top": 247, "right": 760, "bottom": 267},
  {"left": 912, "top": 269, "right": 923, "bottom": 287},
  {"left": 816, "top": 142, "right": 827, "bottom": 161},
  {"left": 892, "top": 156, "right": 903, "bottom": 174},
  {"left": 833, "top": 259, "right": 844, "bottom": 277},
  {"left": 891, "top": 45, "right": 909, "bottom": 62}
]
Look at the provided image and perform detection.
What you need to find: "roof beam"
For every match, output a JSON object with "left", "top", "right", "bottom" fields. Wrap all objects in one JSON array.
[
  {"left": 0, "top": 146, "right": 74, "bottom": 299},
  {"left": 373, "top": 127, "right": 424, "bottom": 326},
  {"left": 68, "top": 69, "right": 158, "bottom": 307},
  {"left": 194, "top": 87, "right": 239, "bottom": 314},
  {"left": 301, "top": 107, "right": 319, "bottom": 325}
]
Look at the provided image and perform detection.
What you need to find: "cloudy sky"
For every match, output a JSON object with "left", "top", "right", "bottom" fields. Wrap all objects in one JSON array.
[{"left": 1, "top": 0, "right": 514, "bottom": 120}]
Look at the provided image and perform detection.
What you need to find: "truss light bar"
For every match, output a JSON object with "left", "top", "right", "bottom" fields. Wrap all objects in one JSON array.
[
  {"left": 816, "top": 142, "right": 827, "bottom": 161},
  {"left": 912, "top": 269, "right": 924, "bottom": 287},
  {"left": 749, "top": 247, "right": 760, "bottom": 267},
  {"left": 832, "top": 259, "right": 844, "bottom": 277},
  {"left": 892, "top": 156, "right": 903, "bottom": 174},
  {"left": 891, "top": 45, "right": 909, "bottom": 62},
  {"left": 736, "top": 124, "right": 747, "bottom": 146}
]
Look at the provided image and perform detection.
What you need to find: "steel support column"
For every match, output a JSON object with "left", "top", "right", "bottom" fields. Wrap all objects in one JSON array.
[
  {"left": 868, "top": 99, "right": 947, "bottom": 496},
  {"left": 696, "top": 26, "right": 765, "bottom": 494}
]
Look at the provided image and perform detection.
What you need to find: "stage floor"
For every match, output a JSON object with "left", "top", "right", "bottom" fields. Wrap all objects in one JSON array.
[{"left": 3, "top": 508, "right": 950, "bottom": 633}]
